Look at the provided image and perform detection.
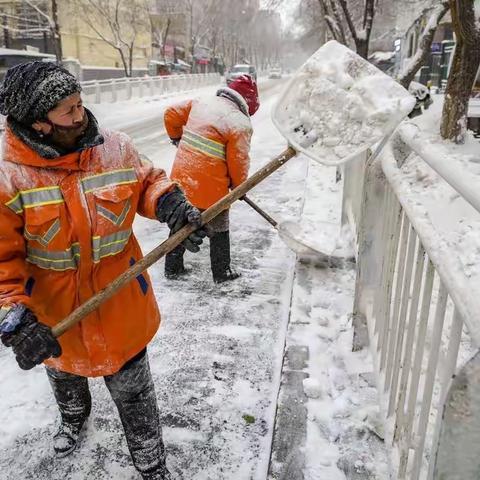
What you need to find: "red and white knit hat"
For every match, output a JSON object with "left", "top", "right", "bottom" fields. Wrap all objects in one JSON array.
[{"left": 227, "top": 75, "right": 260, "bottom": 116}]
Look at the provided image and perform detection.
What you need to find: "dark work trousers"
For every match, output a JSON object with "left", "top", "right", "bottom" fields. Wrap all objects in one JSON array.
[
  {"left": 164, "top": 208, "right": 230, "bottom": 276},
  {"left": 46, "top": 349, "right": 168, "bottom": 477}
]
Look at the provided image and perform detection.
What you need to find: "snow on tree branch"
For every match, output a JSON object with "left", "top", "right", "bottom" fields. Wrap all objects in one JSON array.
[{"left": 398, "top": 0, "right": 450, "bottom": 88}]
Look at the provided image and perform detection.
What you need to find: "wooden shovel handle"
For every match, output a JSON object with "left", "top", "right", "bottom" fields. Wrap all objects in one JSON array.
[
  {"left": 243, "top": 196, "right": 278, "bottom": 228},
  {"left": 52, "top": 146, "right": 297, "bottom": 337}
]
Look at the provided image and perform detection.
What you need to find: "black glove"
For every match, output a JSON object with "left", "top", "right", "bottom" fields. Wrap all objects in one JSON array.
[
  {"left": 170, "top": 137, "right": 181, "bottom": 147},
  {"left": 0, "top": 305, "right": 62, "bottom": 370},
  {"left": 156, "top": 187, "right": 207, "bottom": 252}
]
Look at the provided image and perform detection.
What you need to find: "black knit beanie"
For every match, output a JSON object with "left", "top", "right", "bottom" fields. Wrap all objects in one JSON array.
[{"left": 0, "top": 61, "right": 81, "bottom": 125}]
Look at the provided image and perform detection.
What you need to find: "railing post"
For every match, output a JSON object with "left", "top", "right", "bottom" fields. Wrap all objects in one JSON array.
[
  {"left": 150, "top": 77, "right": 155, "bottom": 97},
  {"left": 111, "top": 79, "right": 117, "bottom": 103},
  {"left": 126, "top": 78, "right": 132, "bottom": 100},
  {"left": 433, "top": 350, "right": 480, "bottom": 479},
  {"left": 95, "top": 80, "right": 101, "bottom": 104}
]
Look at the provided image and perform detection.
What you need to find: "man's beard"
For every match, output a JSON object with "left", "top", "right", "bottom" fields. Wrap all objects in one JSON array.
[{"left": 47, "top": 113, "right": 89, "bottom": 151}]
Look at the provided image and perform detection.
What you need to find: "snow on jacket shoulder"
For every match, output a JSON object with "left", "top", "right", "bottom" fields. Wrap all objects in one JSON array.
[
  {"left": 164, "top": 96, "right": 253, "bottom": 209},
  {"left": 0, "top": 127, "right": 175, "bottom": 377}
]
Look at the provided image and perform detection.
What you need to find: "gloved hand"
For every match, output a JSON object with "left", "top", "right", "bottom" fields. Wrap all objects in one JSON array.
[
  {"left": 170, "top": 137, "right": 181, "bottom": 147},
  {"left": 156, "top": 187, "right": 207, "bottom": 252},
  {"left": 0, "top": 305, "right": 62, "bottom": 370}
]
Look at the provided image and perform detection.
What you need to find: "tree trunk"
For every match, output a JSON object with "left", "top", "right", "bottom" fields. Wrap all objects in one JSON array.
[
  {"left": 440, "top": 0, "right": 480, "bottom": 143},
  {"left": 440, "top": 46, "right": 480, "bottom": 142},
  {"left": 118, "top": 48, "right": 129, "bottom": 77},
  {"left": 399, "top": 1, "right": 450, "bottom": 89},
  {"left": 357, "top": 0, "right": 375, "bottom": 59},
  {"left": 128, "top": 44, "right": 134, "bottom": 77},
  {"left": 356, "top": 38, "right": 368, "bottom": 59},
  {"left": 337, "top": 0, "right": 375, "bottom": 59},
  {"left": 161, "top": 17, "right": 171, "bottom": 63},
  {"left": 51, "top": 0, "right": 63, "bottom": 64},
  {"left": 318, "top": 0, "right": 346, "bottom": 45}
]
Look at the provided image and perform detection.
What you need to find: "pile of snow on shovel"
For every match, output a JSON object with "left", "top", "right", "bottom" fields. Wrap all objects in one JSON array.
[{"left": 273, "top": 41, "right": 415, "bottom": 165}]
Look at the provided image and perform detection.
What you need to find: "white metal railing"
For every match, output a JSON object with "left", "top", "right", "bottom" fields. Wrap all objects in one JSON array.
[
  {"left": 343, "top": 125, "right": 480, "bottom": 479},
  {"left": 80, "top": 73, "right": 221, "bottom": 104}
]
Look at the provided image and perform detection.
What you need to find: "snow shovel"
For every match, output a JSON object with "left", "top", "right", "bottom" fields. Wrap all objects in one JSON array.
[
  {"left": 243, "top": 196, "right": 353, "bottom": 268},
  {"left": 51, "top": 40, "right": 415, "bottom": 338}
]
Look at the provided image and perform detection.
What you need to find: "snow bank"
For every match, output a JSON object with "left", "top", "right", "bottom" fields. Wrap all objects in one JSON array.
[{"left": 273, "top": 40, "right": 415, "bottom": 165}]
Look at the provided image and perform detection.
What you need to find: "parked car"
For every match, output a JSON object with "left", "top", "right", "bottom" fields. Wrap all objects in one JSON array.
[
  {"left": 268, "top": 67, "right": 282, "bottom": 79},
  {"left": 226, "top": 64, "right": 257, "bottom": 84}
]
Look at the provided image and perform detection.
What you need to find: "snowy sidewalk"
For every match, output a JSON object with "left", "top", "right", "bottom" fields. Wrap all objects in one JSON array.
[{"left": 269, "top": 162, "right": 388, "bottom": 480}]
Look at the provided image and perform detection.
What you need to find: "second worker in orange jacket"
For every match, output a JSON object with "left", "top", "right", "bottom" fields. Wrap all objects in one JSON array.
[{"left": 163, "top": 75, "right": 260, "bottom": 283}]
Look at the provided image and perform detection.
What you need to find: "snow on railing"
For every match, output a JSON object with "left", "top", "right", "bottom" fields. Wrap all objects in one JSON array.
[
  {"left": 80, "top": 73, "right": 221, "bottom": 104},
  {"left": 342, "top": 126, "right": 480, "bottom": 479}
]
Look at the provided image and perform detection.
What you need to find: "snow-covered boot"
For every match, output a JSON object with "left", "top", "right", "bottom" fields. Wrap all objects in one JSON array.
[
  {"left": 104, "top": 350, "right": 170, "bottom": 478},
  {"left": 210, "top": 231, "right": 240, "bottom": 283},
  {"left": 165, "top": 244, "right": 187, "bottom": 279},
  {"left": 46, "top": 366, "right": 92, "bottom": 457},
  {"left": 53, "top": 422, "right": 84, "bottom": 458},
  {"left": 141, "top": 466, "right": 173, "bottom": 479}
]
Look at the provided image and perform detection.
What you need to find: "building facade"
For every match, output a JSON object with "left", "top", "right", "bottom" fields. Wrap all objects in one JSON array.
[
  {"left": 60, "top": 1, "right": 152, "bottom": 72},
  {"left": 0, "top": 0, "right": 153, "bottom": 73},
  {"left": 394, "top": 12, "right": 454, "bottom": 89}
]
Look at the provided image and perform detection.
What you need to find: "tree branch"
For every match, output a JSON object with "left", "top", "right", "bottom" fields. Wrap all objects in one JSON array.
[
  {"left": 337, "top": 0, "right": 357, "bottom": 43},
  {"left": 329, "top": 0, "right": 347, "bottom": 45},
  {"left": 24, "top": 0, "right": 54, "bottom": 28}
]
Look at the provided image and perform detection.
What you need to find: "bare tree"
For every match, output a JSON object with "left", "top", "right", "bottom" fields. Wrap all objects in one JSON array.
[
  {"left": 75, "top": 0, "right": 149, "bottom": 77},
  {"left": 337, "top": 0, "right": 376, "bottom": 59},
  {"left": 185, "top": 0, "right": 213, "bottom": 66},
  {"left": 284, "top": 0, "right": 378, "bottom": 58},
  {"left": 440, "top": 0, "right": 480, "bottom": 143},
  {"left": 398, "top": 0, "right": 450, "bottom": 88},
  {"left": 161, "top": 17, "right": 171, "bottom": 62},
  {"left": 318, "top": 0, "right": 347, "bottom": 44},
  {"left": 25, "top": 0, "right": 62, "bottom": 63}
]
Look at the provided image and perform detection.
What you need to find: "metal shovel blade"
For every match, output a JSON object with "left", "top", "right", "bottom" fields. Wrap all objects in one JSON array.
[
  {"left": 243, "top": 196, "right": 352, "bottom": 268},
  {"left": 272, "top": 40, "right": 415, "bottom": 166},
  {"left": 277, "top": 220, "right": 355, "bottom": 269}
]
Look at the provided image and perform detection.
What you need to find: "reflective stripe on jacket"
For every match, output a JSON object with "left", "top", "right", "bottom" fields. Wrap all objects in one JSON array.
[
  {"left": 0, "top": 127, "right": 174, "bottom": 377},
  {"left": 164, "top": 97, "right": 252, "bottom": 210}
]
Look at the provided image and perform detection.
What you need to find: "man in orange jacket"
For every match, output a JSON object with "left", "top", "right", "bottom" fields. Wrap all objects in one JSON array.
[
  {"left": 164, "top": 75, "right": 259, "bottom": 283},
  {"left": 0, "top": 62, "right": 205, "bottom": 480}
]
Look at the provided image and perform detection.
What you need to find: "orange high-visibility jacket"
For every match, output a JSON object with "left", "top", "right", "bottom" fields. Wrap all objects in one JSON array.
[
  {"left": 164, "top": 95, "right": 253, "bottom": 210},
  {"left": 0, "top": 127, "right": 174, "bottom": 377}
]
